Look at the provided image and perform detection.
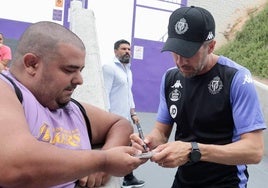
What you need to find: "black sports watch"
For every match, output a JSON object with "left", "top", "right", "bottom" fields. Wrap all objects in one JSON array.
[{"left": 189, "top": 142, "right": 201, "bottom": 163}]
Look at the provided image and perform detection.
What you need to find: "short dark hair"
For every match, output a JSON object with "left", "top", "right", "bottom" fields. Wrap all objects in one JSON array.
[{"left": 114, "top": 39, "right": 130, "bottom": 50}]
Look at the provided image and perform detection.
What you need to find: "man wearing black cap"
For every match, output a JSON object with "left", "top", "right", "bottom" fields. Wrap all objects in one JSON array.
[{"left": 130, "top": 6, "right": 266, "bottom": 187}]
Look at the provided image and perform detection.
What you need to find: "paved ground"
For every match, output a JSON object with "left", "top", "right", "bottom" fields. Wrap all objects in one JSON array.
[{"left": 132, "top": 112, "right": 268, "bottom": 188}]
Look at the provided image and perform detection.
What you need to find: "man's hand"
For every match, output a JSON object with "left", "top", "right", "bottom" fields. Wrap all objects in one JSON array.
[
  {"left": 131, "top": 114, "right": 140, "bottom": 124},
  {"left": 76, "top": 172, "right": 110, "bottom": 188},
  {"left": 151, "top": 141, "right": 191, "bottom": 168},
  {"left": 103, "top": 146, "right": 146, "bottom": 176}
]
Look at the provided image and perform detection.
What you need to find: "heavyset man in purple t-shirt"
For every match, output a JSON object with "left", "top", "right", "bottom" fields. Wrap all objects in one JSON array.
[{"left": 0, "top": 21, "right": 146, "bottom": 188}]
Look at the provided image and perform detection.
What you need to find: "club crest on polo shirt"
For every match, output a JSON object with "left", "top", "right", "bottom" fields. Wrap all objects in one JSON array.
[
  {"left": 175, "top": 18, "right": 188, "bottom": 35},
  {"left": 208, "top": 76, "right": 223, "bottom": 95}
]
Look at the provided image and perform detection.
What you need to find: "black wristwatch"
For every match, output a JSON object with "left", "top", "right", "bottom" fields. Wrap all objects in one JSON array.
[{"left": 189, "top": 142, "right": 201, "bottom": 163}]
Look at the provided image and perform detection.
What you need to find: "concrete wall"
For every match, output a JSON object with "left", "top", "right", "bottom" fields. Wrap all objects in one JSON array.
[{"left": 69, "top": 0, "right": 107, "bottom": 110}]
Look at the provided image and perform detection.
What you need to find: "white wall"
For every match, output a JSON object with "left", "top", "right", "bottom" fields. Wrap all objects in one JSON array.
[{"left": 69, "top": 0, "right": 107, "bottom": 110}]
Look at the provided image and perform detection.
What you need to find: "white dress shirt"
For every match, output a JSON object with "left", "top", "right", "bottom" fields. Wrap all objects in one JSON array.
[{"left": 102, "top": 57, "right": 135, "bottom": 121}]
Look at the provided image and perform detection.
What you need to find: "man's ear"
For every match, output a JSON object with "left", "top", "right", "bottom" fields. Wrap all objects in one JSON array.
[
  {"left": 208, "top": 40, "right": 216, "bottom": 54},
  {"left": 23, "top": 53, "right": 39, "bottom": 75}
]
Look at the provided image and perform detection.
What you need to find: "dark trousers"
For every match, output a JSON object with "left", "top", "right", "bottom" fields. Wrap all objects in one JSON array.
[{"left": 124, "top": 171, "right": 134, "bottom": 180}]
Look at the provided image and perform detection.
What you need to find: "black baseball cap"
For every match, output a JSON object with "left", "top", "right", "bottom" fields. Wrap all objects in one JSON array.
[{"left": 162, "top": 6, "right": 215, "bottom": 58}]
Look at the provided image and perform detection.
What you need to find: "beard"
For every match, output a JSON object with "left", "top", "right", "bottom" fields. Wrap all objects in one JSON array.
[{"left": 119, "top": 54, "right": 130, "bottom": 64}]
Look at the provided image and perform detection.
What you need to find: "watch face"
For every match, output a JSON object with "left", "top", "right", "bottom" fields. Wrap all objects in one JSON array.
[{"left": 190, "top": 150, "right": 201, "bottom": 162}]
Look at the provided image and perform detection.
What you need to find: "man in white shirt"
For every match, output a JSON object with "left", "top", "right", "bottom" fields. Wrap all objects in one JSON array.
[{"left": 102, "top": 39, "right": 145, "bottom": 188}]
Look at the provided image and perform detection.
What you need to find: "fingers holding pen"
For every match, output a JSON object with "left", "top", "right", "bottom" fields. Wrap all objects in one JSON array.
[
  {"left": 129, "top": 136, "right": 171, "bottom": 168},
  {"left": 130, "top": 133, "right": 144, "bottom": 150},
  {"left": 130, "top": 133, "right": 150, "bottom": 152},
  {"left": 130, "top": 135, "right": 190, "bottom": 168}
]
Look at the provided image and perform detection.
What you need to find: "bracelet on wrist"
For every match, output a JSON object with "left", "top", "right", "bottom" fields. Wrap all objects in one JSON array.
[{"left": 131, "top": 113, "right": 137, "bottom": 117}]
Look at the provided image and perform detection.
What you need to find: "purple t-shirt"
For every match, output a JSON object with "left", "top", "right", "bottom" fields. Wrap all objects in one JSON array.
[{"left": 1, "top": 71, "right": 91, "bottom": 188}]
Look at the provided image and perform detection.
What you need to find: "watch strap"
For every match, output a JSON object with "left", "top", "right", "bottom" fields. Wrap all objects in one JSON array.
[{"left": 191, "top": 142, "right": 199, "bottom": 150}]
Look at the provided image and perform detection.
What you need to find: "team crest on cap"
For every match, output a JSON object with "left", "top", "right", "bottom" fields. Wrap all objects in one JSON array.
[{"left": 175, "top": 18, "right": 188, "bottom": 35}]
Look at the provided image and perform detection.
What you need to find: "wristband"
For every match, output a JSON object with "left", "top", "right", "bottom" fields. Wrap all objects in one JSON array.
[{"left": 131, "top": 113, "right": 137, "bottom": 117}]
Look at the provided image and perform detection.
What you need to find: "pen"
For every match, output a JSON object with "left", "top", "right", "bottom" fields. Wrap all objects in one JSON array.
[{"left": 135, "top": 122, "right": 147, "bottom": 151}]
